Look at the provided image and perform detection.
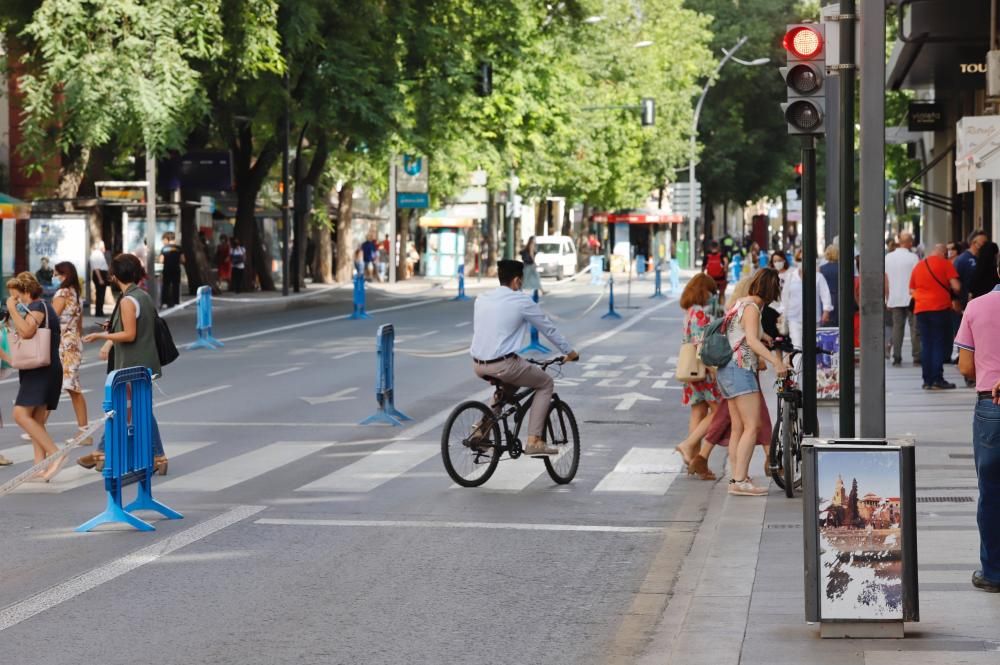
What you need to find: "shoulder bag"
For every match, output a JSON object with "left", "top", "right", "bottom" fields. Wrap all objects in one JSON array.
[
  {"left": 922, "top": 259, "right": 961, "bottom": 311},
  {"left": 675, "top": 311, "right": 707, "bottom": 382},
  {"left": 10, "top": 303, "right": 52, "bottom": 370}
]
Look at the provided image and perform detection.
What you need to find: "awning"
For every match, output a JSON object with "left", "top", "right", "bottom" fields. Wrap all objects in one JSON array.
[
  {"left": 0, "top": 193, "right": 30, "bottom": 220},
  {"left": 419, "top": 210, "right": 474, "bottom": 228},
  {"left": 591, "top": 210, "right": 683, "bottom": 224}
]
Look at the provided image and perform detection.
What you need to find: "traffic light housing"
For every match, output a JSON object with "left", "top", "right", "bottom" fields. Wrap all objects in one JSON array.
[
  {"left": 477, "top": 62, "right": 493, "bottom": 97},
  {"left": 780, "top": 24, "right": 825, "bottom": 135},
  {"left": 640, "top": 98, "right": 655, "bottom": 126}
]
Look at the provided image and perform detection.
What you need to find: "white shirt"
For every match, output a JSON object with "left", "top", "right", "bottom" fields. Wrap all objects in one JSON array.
[
  {"left": 884, "top": 247, "right": 919, "bottom": 308},
  {"left": 781, "top": 269, "right": 833, "bottom": 324},
  {"left": 470, "top": 286, "right": 572, "bottom": 360},
  {"left": 90, "top": 249, "right": 109, "bottom": 271}
]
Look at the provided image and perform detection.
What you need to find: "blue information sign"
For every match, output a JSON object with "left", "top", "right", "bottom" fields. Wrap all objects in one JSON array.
[{"left": 397, "top": 192, "right": 429, "bottom": 209}]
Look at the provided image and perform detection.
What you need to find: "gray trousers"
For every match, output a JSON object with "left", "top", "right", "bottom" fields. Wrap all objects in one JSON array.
[
  {"left": 889, "top": 306, "right": 921, "bottom": 362},
  {"left": 473, "top": 356, "right": 553, "bottom": 438}
]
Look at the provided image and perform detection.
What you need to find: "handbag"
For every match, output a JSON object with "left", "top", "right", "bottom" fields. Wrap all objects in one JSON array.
[
  {"left": 154, "top": 313, "right": 179, "bottom": 366},
  {"left": 10, "top": 303, "right": 52, "bottom": 370},
  {"left": 675, "top": 342, "right": 707, "bottom": 382}
]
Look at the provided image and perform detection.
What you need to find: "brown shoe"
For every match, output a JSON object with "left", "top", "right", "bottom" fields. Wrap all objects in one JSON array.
[
  {"left": 0, "top": 454, "right": 12, "bottom": 466},
  {"left": 154, "top": 456, "right": 169, "bottom": 476},
  {"left": 77, "top": 452, "right": 104, "bottom": 471},
  {"left": 524, "top": 442, "right": 558, "bottom": 457},
  {"left": 689, "top": 455, "right": 716, "bottom": 480}
]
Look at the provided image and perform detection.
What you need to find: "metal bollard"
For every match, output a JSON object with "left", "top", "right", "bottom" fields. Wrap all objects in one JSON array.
[
  {"left": 669, "top": 259, "right": 681, "bottom": 293},
  {"left": 350, "top": 272, "right": 371, "bottom": 320},
  {"left": 188, "top": 285, "right": 224, "bottom": 350},
  {"left": 602, "top": 275, "right": 623, "bottom": 319},
  {"left": 650, "top": 265, "right": 665, "bottom": 298},
  {"left": 360, "top": 324, "right": 412, "bottom": 426},
  {"left": 77, "top": 367, "right": 182, "bottom": 532},
  {"left": 452, "top": 264, "right": 470, "bottom": 302},
  {"left": 519, "top": 289, "right": 551, "bottom": 354}
]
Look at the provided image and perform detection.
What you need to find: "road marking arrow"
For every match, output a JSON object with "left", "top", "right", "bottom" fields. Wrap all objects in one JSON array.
[
  {"left": 601, "top": 392, "right": 660, "bottom": 411},
  {"left": 301, "top": 387, "right": 359, "bottom": 405}
]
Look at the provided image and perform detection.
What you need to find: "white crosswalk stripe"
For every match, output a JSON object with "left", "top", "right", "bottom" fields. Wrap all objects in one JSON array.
[
  {"left": 157, "top": 441, "right": 332, "bottom": 492},
  {"left": 12, "top": 442, "right": 214, "bottom": 494},
  {"left": 592, "top": 447, "right": 683, "bottom": 495},
  {"left": 296, "top": 442, "right": 438, "bottom": 493},
  {"left": 454, "top": 457, "right": 548, "bottom": 491}
]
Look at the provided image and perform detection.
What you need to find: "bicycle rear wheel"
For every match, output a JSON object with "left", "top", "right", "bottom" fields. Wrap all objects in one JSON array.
[
  {"left": 781, "top": 404, "right": 796, "bottom": 497},
  {"left": 543, "top": 399, "right": 580, "bottom": 484},
  {"left": 441, "top": 401, "right": 501, "bottom": 487}
]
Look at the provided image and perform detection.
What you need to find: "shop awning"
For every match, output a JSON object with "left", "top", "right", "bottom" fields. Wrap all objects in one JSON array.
[
  {"left": 591, "top": 210, "right": 683, "bottom": 224},
  {"left": 0, "top": 193, "right": 30, "bottom": 220},
  {"left": 419, "top": 210, "right": 474, "bottom": 228}
]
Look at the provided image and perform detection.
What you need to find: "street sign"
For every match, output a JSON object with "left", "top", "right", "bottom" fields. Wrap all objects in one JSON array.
[
  {"left": 395, "top": 155, "right": 428, "bottom": 194},
  {"left": 397, "top": 192, "right": 429, "bottom": 209}
]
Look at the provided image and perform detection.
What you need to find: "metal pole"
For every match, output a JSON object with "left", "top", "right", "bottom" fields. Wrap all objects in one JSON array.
[
  {"left": 838, "top": 0, "right": 857, "bottom": 438},
  {"left": 859, "top": 0, "right": 886, "bottom": 438},
  {"left": 281, "top": 72, "right": 290, "bottom": 297},
  {"left": 388, "top": 156, "right": 397, "bottom": 283},
  {"left": 802, "top": 136, "right": 818, "bottom": 435},
  {"left": 505, "top": 171, "right": 516, "bottom": 260},
  {"left": 824, "top": 74, "right": 841, "bottom": 249},
  {"left": 145, "top": 150, "right": 158, "bottom": 306}
]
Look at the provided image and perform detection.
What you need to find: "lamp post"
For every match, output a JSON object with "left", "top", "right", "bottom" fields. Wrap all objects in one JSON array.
[{"left": 688, "top": 37, "right": 769, "bottom": 268}]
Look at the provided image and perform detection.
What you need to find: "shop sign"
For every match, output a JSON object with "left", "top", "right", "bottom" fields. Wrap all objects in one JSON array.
[
  {"left": 907, "top": 102, "right": 946, "bottom": 132},
  {"left": 95, "top": 181, "right": 147, "bottom": 203},
  {"left": 956, "top": 116, "right": 1000, "bottom": 192}
]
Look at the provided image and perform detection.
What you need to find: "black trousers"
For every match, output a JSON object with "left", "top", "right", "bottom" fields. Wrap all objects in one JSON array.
[
  {"left": 231, "top": 267, "right": 245, "bottom": 293},
  {"left": 92, "top": 270, "right": 109, "bottom": 316},
  {"left": 162, "top": 270, "right": 181, "bottom": 307}
]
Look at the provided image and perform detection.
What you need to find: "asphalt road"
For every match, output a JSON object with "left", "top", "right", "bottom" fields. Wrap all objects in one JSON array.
[{"left": 0, "top": 275, "right": 718, "bottom": 665}]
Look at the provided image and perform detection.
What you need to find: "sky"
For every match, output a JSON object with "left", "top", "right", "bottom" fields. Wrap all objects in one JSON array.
[{"left": 816, "top": 449, "right": 901, "bottom": 501}]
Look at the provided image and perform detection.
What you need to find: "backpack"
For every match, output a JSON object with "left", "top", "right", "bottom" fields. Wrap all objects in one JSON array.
[
  {"left": 705, "top": 253, "right": 725, "bottom": 279},
  {"left": 153, "top": 313, "right": 180, "bottom": 366},
  {"left": 699, "top": 309, "right": 737, "bottom": 368}
]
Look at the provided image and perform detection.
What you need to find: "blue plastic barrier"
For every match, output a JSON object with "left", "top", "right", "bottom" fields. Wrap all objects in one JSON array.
[
  {"left": 350, "top": 273, "right": 370, "bottom": 320},
  {"left": 602, "top": 276, "right": 623, "bottom": 320},
  {"left": 77, "top": 367, "right": 182, "bottom": 532},
  {"left": 729, "top": 254, "right": 742, "bottom": 284},
  {"left": 759, "top": 253, "right": 769, "bottom": 269},
  {"left": 518, "top": 289, "right": 551, "bottom": 354},
  {"left": 636, "top": 254, "right": 647, "bottom": 278},
  {"left": 188, "top": 285, "right": 224, "bottom": 351},
  {"left": 589, "top": 256, "right": 604, "bottom": 285},
  {"left": 650, "top": 265, "right": 665, "bottom": 299},
  {"left": 360, "top": 324, "right": 412, "bottom": 426},
  {"left": 669, "top": 259, "right": 681, "bottom": 292},
  {"left": 452, "top": 264, "right": 470, "bottom": 302}
]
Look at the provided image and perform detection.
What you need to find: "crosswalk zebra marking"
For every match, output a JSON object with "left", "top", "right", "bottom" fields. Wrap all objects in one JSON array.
[
  {"left": 157, "top": 441, "right": 332, "bottom": 492},
  {"left": 593, "top": 447, "right": 683, "bottom": 495},
  {"left": 296, "top": 442, "right": 438, "bottom": 493}
]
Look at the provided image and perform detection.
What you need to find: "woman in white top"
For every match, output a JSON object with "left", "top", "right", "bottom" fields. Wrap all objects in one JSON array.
[
  {"left": 715, "top": 268, "right": 790, "bottom": 496},
  {"left": 780, "top": 265, "right": 833, "bottom": 369}
]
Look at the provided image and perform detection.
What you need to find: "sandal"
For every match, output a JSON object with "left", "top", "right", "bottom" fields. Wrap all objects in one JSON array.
[
  {"left": 688, "top": 455, "right": 717, "bottom": 481},
  {"left": 675, "top": 445, "right": 694, "bottom": 470}
]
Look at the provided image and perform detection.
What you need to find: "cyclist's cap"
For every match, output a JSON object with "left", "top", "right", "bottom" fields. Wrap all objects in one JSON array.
[{"left": 497, "top": 259, "right": 524, "bottom": 285}]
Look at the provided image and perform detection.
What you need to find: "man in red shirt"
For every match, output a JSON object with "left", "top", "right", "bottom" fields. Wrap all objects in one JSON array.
[{"left": 910, "top": 244, "right": 962, "bottom": 389}]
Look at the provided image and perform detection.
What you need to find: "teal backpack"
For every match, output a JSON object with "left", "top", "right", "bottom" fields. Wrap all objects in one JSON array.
[{"left": 699, "top": 310, "right": 737, "bottom": 368}]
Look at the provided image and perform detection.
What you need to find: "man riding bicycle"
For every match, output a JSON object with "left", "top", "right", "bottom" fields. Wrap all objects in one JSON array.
[{"left": 470, "top": 259, "right": 579, "bottom": 456}]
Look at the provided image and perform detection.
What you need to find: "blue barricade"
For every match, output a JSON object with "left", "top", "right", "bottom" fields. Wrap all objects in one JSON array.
[
  {"left": 669, "top": 259, "right": 681, "bottom": 292},
  {"left": 77, "top": 367, "right": 182, "bottom": 532},
  {"left": 452, "top": 264, "right": 470, "bottom": 302},
  {"left": 602, "top": 275, "right": 622, "bottom": 320},
  {"left": 350, "top": 273, "right": 370, "bottom": 320},
  {"left": 188, "top": 285, "right": 224, "bottom": 351},
  {"left": 650, "top": 265, "right": 665, "bottom": 299},
  {"left": 636, "top": 254, "right": 647, "bottom": 278},
  {"left": 519, "top": 289, "right": 551, "bottom": 354},
  {"left": 589, "top": 256, "right": 604, "bottom": 285},
  {"left": 360, "top": 324, "right": 411, "bottom": 426},
  {"left": 729, "top": 255, "right": 742, "bottom": 284}
]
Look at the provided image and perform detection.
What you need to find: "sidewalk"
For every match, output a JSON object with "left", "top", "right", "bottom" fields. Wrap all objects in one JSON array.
[{"left": 641, "top": 359, "right": 1000, "bottom": 664}]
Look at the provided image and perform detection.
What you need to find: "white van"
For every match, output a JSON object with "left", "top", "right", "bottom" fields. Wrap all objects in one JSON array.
[{"left": 534, "top": 235, "right": 578, "bottom": 280}]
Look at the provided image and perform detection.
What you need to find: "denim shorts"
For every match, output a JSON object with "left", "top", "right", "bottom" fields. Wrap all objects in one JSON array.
[{"left": 716, "top": 364, "right": 760, "bottom": 399}]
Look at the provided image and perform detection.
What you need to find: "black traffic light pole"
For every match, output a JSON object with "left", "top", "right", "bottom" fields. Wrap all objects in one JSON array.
[
  {"left": 838, "top": 1, "right": 857, "bottom": 438},
  {"left": 801, "top": 136, "right": 818, "bottom": 436}
]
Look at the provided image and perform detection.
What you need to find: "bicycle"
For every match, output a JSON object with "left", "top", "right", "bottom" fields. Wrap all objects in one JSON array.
[
  {"left": 767, "top": 337, "right": 827, "bottom": 498},
  {"left": 440, "top": 357, "right": 580, "bottom": 488}
]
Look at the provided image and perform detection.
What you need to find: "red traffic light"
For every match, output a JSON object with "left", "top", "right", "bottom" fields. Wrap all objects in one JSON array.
[
  {"left": 794, "top": 162, "right": 804, "bottom": 175},
  {"left": 783, "top": 26, "right": 823, "bottom": 59}
]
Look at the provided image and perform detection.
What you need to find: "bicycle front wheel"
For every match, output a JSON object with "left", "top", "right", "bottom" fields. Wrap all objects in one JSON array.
[
  {"left": 543, "top": 399, "right": 580, "bottom": 484},
  {"left": 769, "top": 401, "right": 786, "bottom": 490},
  {"left": 780, "top": 404, "right": 803, "bottom": 497},
  {"left": 441, "top": 401, "right": 501, "bottom": 487}
]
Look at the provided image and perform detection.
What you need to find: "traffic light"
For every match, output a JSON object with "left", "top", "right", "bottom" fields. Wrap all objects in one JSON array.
[
  {"left": 476, "top": 62, "right": 493, "bottom": 97},
  {"left": 640, "top": 98, "right": 655, "bottom": 126},
  {"left": 780, "top": 24, "right": 825, "bottom": 135},
  {"left": 794, "top": 162, "right": 803, "bottom": 198}
]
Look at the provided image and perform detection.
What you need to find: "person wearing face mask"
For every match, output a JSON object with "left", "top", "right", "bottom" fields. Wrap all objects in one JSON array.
[{"left": 469, "top": 260, "right": 579, "bottom": 457}]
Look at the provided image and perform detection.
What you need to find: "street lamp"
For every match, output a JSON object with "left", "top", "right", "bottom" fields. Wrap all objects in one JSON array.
[{"left": 686, "top": 37, "right": 769, "bottom": 268}]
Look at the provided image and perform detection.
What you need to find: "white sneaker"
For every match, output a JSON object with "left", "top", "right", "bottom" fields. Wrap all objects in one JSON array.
[
  {"left": 729, "top": 480, "right": 768, "bottom": 496},
  {"left": 20, "top": 433, "right": 31, "bottom": 441}
]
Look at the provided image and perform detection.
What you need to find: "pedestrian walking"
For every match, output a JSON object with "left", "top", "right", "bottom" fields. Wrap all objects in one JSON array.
[
  {"left": 910, "top": 244, "right": 961, "bottom": 389},
  {"left": 819, "top": 245, "right": 840, "bottom": 326},
  {"left": 955, "top": 247, "right": 1000, "bottom": 592},
  {"left": 362, "top": 235, "right": 379, "bottom": 282},
  {"left": 780, "top": 263, "right": 833, "bottom": 364},
  {"left": 520, "top": 236, "right": 542, "bottom": 293},
  {"left": 51, "top": 262, "right": 90, "bottom": 445},
  {"left": 90, "top": 240, "right": 111, "bottom": 317},
  {"left": 675, "top": 274, "right": 721, "bottom": 476},
  {"left": 79, "top": 253, "right": 169, "bottom": 475},
  {"left": 0, "top": 273, "right": 65, "bottom": 481},
  {"left": 969, "top": 241, "right": 1000, "bottom": 299},
  {"left": 158, "top": 232, "right": 185, "bottom": 308},
  {"left": 955, "top": 230, "right": 988, "bottom": 304},
  {"left": 702, "top": 240, "right": 729, "bottom": 300},
  {"left": 215, "top": 234, "right": 232, "bottom": 287},
  {"left": 230, "top": 236, "right": 247, "bottom": 293},
  {"left": 886, "top": 232, "right": 922, "bottom": 366},
  {"left": 716, "top": 268, "right": 790, "bottom": 496}
]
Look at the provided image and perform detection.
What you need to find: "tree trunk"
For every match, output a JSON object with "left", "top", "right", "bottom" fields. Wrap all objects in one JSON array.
[
  {"left": 334, "top": 181, "right": 354, "bottom": 283},
  {"left": 534, "top": 200, "right": 545, "bottom": 236},
  {"left": 561, "top": 201, "right": 572, "bottom": 237},
  {"left": 56, "top": 146, "right": 91, "bottom": 199},
  {"left": 485, "top": 190, "right": 498, "bottom": 277},
  {"left": 231, "top": 126, "right": 279, "bottom": 291},
  {"left": 313, "top": 225, "right": 333, "bottom": 283},
  {"left": 180, "top": 204, "right": 217, "bottom": 294},
  {"left": 396, "top": 208, "right": 410, "bottom": 281}
]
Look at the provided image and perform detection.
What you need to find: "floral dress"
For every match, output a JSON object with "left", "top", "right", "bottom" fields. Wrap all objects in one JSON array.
[
  {"left": 682, "top": 305, "right": 722, "bottom": 406},
  {"left": 56, "top": 287, "right": 83, "bottom": 392}
]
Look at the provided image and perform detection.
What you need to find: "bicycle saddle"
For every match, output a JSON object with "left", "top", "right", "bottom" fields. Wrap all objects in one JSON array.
[{"left": 481, "top": 375, "right": 505, "bottom": 387}]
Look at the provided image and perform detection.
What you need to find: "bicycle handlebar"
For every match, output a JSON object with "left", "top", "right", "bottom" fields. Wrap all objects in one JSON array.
[{"left": 528, "top": 357, "right": 566, "bottom": 370}]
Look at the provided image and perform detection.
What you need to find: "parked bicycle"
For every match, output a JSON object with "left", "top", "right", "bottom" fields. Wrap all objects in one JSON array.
[{"left": 441, "top": 357, "right": 580, "bottom": 488}]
